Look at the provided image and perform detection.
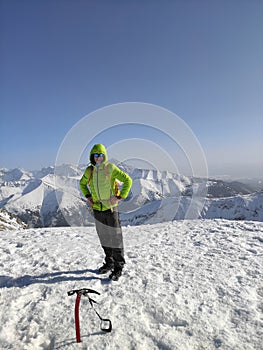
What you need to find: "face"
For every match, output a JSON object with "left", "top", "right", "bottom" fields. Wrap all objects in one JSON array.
[{"left": 93, "top": 153, "right": 104, "bottom": 164}]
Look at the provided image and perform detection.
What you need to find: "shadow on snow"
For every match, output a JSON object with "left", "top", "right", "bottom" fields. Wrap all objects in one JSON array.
[{"left": 0, "top": 269, "right": 107, "bottom": 288}]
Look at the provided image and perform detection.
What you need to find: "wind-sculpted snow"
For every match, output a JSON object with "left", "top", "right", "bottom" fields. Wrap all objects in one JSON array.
[{"left": 0, "top": 220, "right": 262, "bottom": 349}]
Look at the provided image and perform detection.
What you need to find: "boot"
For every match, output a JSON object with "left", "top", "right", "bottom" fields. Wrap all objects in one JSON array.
[
  {"left": 98, "top": 263, "right": 114, "bottom": 274},
  {"left": 109, "top": 267, "right": 123, "bottom": 281}
]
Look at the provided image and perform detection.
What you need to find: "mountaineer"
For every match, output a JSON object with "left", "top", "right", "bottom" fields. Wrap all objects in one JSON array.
[{"left": 80, "top": 144, "right": 132, "bottom": 281}]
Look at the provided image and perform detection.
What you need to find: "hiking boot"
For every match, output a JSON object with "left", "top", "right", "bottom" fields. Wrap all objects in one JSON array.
[
  {"left": 109, "top": 268, "right": 122, "bottom": 281},
  {"left": 98, "top": 263, "right": 114, "bottom": 274}
]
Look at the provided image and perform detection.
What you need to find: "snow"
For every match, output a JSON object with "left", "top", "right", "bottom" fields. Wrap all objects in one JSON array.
[
  {"left": 1, "top": 168, "right": 32, "bottom": 182},
  {"left": 203, "top": 192, "right": 263, "bottom": 222},
  {"left": 1, "top": 166, "right": 263, "bottom": 228},
  {"left": 0, "top": 209, "right": 27, "bottom": 231},
  {"left": 120, "top": 192, "right": 263, "bottom": 226},
  {"left": 0, "top": 219, "right": 262, "bottom": 349}
]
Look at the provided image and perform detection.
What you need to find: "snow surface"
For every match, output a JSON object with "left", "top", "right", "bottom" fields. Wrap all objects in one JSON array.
[{"left": 0, "top": 219, "right": 262, "bottom": 350}]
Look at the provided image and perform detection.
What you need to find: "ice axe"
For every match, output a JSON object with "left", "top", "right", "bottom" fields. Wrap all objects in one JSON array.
[{"left": 67, "top": 288, "right": 112, "bottom": 343}]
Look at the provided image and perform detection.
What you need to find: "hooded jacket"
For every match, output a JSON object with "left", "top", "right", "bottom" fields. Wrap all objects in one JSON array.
[{"left": 79, "top": 144, "right": 132, "bottom": 211}]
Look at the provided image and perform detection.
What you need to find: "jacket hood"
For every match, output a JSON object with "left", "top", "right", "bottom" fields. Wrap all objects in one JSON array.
[{"left": 90, "top": 144, "right": 108, "bottom": 165}]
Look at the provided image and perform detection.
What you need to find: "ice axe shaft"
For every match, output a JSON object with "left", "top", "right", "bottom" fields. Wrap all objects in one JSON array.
[{"left": 75, "top": 293, "right": 82, "bottom": 343}]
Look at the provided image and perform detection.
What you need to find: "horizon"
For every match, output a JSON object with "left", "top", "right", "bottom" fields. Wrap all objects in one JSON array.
[
  {"left": 1, "top": 1, "right": 262, "bottom": 178},
  {"left": 1, "top": 161, "right": 263, "bottom": 182}
]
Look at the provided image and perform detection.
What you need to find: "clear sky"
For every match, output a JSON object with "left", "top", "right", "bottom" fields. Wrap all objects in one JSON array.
[{"left": 0, "top": 0, "right": 262, "bottom": 178}]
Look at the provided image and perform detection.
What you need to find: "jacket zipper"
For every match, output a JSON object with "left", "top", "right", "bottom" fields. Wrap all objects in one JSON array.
[{"left": 96, "top": 168, "right": 103, "bottom": 211}]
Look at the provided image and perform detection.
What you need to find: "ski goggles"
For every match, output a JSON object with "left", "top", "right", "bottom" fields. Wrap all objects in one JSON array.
[{"left": 93, "top": 153, "right": 104, "bottom": 158}]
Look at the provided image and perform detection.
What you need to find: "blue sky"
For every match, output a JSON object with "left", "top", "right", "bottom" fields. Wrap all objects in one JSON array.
[{"left": 0, "top": 0, "right": 262, "bottom": 178}]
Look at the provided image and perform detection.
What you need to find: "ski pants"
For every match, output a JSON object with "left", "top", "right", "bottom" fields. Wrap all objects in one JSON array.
[{"left": 93, "top": 208, "right": 125, "bottom": 268}]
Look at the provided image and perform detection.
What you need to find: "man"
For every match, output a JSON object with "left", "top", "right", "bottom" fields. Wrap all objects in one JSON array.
[{"left": 80, "top": 144, "right": 132, "bottom": 281}]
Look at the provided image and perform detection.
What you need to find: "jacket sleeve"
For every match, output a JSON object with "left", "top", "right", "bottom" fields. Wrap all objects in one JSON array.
[
  {"left": 79, "top": 168, "right": 91, "bottom": 198},
  {"left": 112, "top": 165, "right": 132, "bottom": 199}
]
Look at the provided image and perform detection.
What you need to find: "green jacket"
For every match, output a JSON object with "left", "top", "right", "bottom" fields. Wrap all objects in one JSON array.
[{"left": 79, "top": 144, "right": 132, "bottom": 211}]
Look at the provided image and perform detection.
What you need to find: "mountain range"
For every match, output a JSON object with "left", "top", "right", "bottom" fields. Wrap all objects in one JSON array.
[{"left": 0, "top": 164, "right": 262, "bottom": 230}]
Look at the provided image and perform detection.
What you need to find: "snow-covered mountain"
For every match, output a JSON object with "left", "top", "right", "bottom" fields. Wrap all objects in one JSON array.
[
  {"left": 0, "top": 208, "right": 27, "bottom": 231},
  {"left": 0, "top": 219, "right": 262, "bottom": 349},
  {"left": 120, "top": 191, "right": 263, "bottom": 226},
  {"left": 0, "top": 165, "right": 262, "bottom": 229},
  {"left": 202, "top": 192, "right": 263, "bottom": 221}
]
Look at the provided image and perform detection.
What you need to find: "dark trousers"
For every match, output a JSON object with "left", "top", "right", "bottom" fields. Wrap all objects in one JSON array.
[{"left": 93, "top": 209, "right": 125, "bottom": 269}]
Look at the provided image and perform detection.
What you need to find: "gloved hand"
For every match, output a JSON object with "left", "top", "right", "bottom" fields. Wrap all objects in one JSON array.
[
  {"left": 86, "top": 195, "right": 94, "bottom": 206},
  {"left": 110, "top": 196, "right": 122, "bottom": 205}
]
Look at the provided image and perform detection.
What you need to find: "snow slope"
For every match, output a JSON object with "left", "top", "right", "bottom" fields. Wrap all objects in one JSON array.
[
  {"left": 121, "top": 192, "right": 263, "bottom": 225},
  {"left": 202, "top": 192, "right": 263, "bottom": 221},
  {"left": 0, "top": 219, "right": 262, "bottom": 350},
  {"left": 0, "top": 209, "right": 27, "bottom": 231}
]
